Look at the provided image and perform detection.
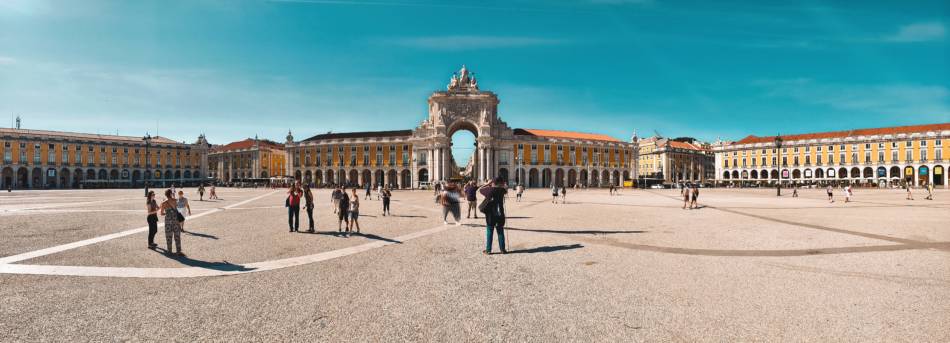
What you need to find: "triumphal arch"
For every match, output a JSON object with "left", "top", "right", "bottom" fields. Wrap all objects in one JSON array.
[{"left": 286, "top": 66, "right": 638, "bottom": 188}]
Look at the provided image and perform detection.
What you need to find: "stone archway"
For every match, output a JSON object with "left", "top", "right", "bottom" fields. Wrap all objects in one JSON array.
[
  {"left": 528, "top": 168, "right": 539, "bottom": 188},
  {"left": 568, "top": 169, "right": 577, "bottom": 187}
]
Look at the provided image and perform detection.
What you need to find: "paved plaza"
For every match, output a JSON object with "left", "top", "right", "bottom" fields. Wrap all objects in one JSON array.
[{"left": 1, "top": 187, "right": 948, "bottom": 341}]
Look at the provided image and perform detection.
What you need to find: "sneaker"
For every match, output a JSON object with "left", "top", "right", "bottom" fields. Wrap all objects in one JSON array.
[
  {"left": 444, "top": 221, "right": 448, "bottom": 225},
  {"left": 482, "top": 250, "right": 490, "bottom": 255}
]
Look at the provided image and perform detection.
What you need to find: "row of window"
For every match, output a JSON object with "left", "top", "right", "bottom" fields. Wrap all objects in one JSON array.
[
  {"left": 2, "top": 141, "right": 195, "bottom": 166},
  {"left": 514, "top": 144, "right": 630, "bottom": 166},
  {"left": 730, "top": 139, "right": 944, "bottom": 157},
  {"left": 293, "top": 145, "right": 412, "bottom": 168},
  {"left": 725, "top": 148, "right": 944, "bottom": 168}
]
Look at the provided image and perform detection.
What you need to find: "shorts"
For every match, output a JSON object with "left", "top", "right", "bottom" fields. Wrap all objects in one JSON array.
[
  {"left": 827, "top": 192, "right": 833, "bottom": 197},
  {"left": 338, "top": 209, "right": 349, "bottom": 220},
  {"left": 349, "top": 210, "right": 359, "bottom": 220}
]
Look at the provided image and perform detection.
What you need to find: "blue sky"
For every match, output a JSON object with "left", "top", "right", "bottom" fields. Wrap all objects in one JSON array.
[{"left": 1, "top": 0, "right": 948, "bottom": 152}]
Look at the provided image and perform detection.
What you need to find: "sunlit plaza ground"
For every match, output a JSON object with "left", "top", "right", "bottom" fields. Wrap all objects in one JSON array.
[{"left": 1, "top": 186, "right": 948, "bottom": 341}]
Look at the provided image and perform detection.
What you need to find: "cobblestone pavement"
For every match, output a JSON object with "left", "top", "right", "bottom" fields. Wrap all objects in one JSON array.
[{"left": 1, "top": 187, "right": 948, "bottom": 341}]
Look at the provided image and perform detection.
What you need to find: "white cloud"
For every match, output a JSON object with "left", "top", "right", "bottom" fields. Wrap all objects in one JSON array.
[
  {"left": 0, "top": 56, "right": 16, "bottom": 65},
  {"left": 0, "top": 0, "right": 50, "bottom": 15},
  {"left": 883, "top": 22, "right": 945, "bottom": 42},
  {"left": 385, "top": 35, "right": 564, "bottom": 50},
  {"left": 760, "top": 79, "right": 950, "bottom": 119}
]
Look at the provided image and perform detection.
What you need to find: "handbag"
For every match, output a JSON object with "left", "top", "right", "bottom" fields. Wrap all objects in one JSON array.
[
  {"left": 478, "top": 194, "right": 493, "bottom": 214},
  {"left": 174, "top": 208, "right": 185, "bottom": 222}
]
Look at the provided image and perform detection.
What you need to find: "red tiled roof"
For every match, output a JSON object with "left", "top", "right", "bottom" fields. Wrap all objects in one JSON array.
[
  {"left": 213, "top": 138, "right": 284, "bottom": 152},
  {"left": 735, "top": 123, "right": 950, "bottom": 145},
  {"left": 514, "top": 128, "right": 621, "bottom": 143},
  {"left": 0, "top": 128, "right": 183, "bottom": 145},
  {"left": 668, "top": 140, "right": 706, "bottom": 151}
]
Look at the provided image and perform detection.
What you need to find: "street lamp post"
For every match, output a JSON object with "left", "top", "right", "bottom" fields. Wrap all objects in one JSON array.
[
  {"left": 142, "top": 133, "right": 152, "bottom": 197},
  {"left": 411, "top": 156, "right": 417, "bottom": 190},
  {"left": 775, "top": 136, "right": 783, "bottom": 196}
]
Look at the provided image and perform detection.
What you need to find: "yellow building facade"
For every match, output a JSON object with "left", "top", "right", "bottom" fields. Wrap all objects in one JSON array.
[
  {"left": 208, "top": 138, "right": 287, "bottom": 182},
  {"left": 637, "top": 136, "right": 715, "bottom": 185},
  {"left": 0, "top": 128, "right": 210, "bottom": 189},
  {"left": 713, "top": 123, "right": 950, "bottom": 188}
]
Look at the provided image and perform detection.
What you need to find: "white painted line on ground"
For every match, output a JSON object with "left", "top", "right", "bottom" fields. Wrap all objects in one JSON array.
[
  {"left": 0, "top": 224, "right": 452, "bottom": 278},
  {"left": 0, "top": 190, "right": 281, "bottom": 265}
]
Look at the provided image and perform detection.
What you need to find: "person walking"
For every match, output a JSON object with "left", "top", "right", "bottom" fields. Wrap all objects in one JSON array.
[
  {"left": 690, "top": 186, "right": 699, "bottom": 209},
  {"left": 381, "top": 186, "right": 392, "bottom": 216},
  {"left": 146, "top": 190, "right": 159, "bottom": 249},
  {"left": 560, "top": 186, "right": 567, "bottom": 204},
  {"left": 516, "top": 184, "right": 524, "bottom": 202},
  {"left": 551, "top": 184, "right": 559, "bottom": 204},
  {"left": 304, "top": 184, "right": 315, "bottom": 233},
  {"left": 906, "top": 182, "right": 914, "bottom": 200},
  {"left": 287, "top": 185, "right": 301, "bottom": 232},
  {"left": 365, "top": 183, "right": 372, "bottom": 200},
  {"left": 682, "top": 184, "right": 691, "bottom": 209},
  {"left": 159, "top": 189, "right": 184, "bottom": 256},
  {"left": 826, "top": 185, "right": 834, "bottom": 203},
  {"left": 480, "top": 177, "right": 508, "bottom": 255},
  {"left": 441, "top": 182, "right": 462, "bottom": 225},
  {"left": 197, "top": 184, "right": 205, "bottom": 201},
  {"left": 792, "top": 186, "right": 799, "bottom": 197},
  {"left": 337, "top": 189, "right": 350, "bottom": 235},
  {"left": 332, "top": 186, "right": 343, "bottom": 214},
  {"left": 465, "top": 181, "right": 478, "bottom": 219},
  {"left": 210, "top": 184, "right": 218, "bottom": 200},
  {"left": 377, "top": 183, "right": 383, "bottom": 201},
  {"left": 843, "top": 185, "right": 852, "bottom": 203},
  {"left": 176, "top": 190, "right": 192, "bottom": 232},
  {"left": 349, "top": 188, "right": 361, "bottom": 234},
  {"left": 925, "top": 182, "right": 934, "bottom": 200}
]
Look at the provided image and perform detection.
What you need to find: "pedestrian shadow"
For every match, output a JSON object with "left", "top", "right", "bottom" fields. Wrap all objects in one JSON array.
[
  {"left": 505, "top": 227, "right": 646, "bottom": 235},
  {"left": 350, "top": 232, "right": 402, "bottom": 244},
  {"left": 390, "top": 215, "right": 426, "bottom": 218},
  {"left": 505, "top": 216, "right": 532, "bottom": 219},
  {"left": 182, "top": 230, "right": 218, "bottom": 240},
  {"left": 152, "top": 249, "right": 256, "bottom": 272},
  {"left": 506, "top": 244, "right": 583, "bottom": 254},
  {"left": 298, "top": 230, "right": 346, "bottom": 237}
]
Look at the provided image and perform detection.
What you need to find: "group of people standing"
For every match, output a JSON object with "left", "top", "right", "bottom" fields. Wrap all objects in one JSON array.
[
  {"left": 680, "top": 184, "right": 700, "bottom": 209},
  {"left": 145, "top": 188, "right": 192, "bottom": 256},
  {"left": 549, "top": 185, "right": 567, "bottom": 204},
  {"left": 433, "top": 178, "right": 509, "bottom": 254}
]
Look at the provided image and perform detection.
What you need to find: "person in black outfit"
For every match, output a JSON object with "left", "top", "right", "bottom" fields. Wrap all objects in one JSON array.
[
  {"left": 304, "top": 184, "right": 315, "bottom": 232},
  {"left": 480, "top": 177, "right": 508, "bottom": 255},
  {"left": 145, "top": 190, "right": 159, "bottom": 248}
]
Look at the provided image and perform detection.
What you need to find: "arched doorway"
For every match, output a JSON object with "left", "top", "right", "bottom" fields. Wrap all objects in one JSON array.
[
  {"left": 815, "top": 168, "right": 824, "bottom": 179},
  {"left": 304, "top": 170, "right": 312, "bottom": 184},
  {"left": 723, "top": 171, "right": 730, "bottom": 180},
  {"left": 568, "top": 169, "right": 577, "bottom": 187},
  {"left": 361, "top": 169, "right": 371, "bottom": 186},
  {"left": 448, "top": 120, "right": 478, "bottom": 181},
  {"left": 294, "top": 170, "right": 302, "bottom": 181},
  {"left": 555, "top": 169, "right": 565, "bottom": 187},
  {"left": 792, "top": 169, "right": 801, "bottom": 179},
  {"left": 590, "top": 170, "right": 600, "bottom": 186},
  {"left": 528, "top": 168, "right": 539, "bottom": 188},
  {"left": 374, "top": 170, "right": 384, "bottom": 187},
  {"left": 602, "top": 170, "right": 610, "bottom": 186},
  {"left": 918, "top": 166, "right": 929, "bottom": 185},
  {"left": 387, "top": 169, "right": 397, "bottom": 188},
  {"left": 838, "top": 168, "right": 848, "bottom": 179},
  {"left": 348, "top": 169, "right": 359, "bottom": 186},
  {"left": 314, "top": 170, "right": 323, "bottom": 187},
  {"left": 60, "top": 168, "right": 71, "bottom": 188},
  {"left": 770, "top": 170, "right": 778, "bottom": 179},
  {"left": 132, "top": 170, "right": 141, "bottom": 184},
  {"left": 326, "top": 169, "right": 335, "bottom": 185},
  {"left": 934, "top": 165, "right": 945, "bottom": 186},
  {"left": 750, "top": 170, "right": 759, "bottom": 179},
  {"left": 400, "top": 169, "right": 411, "bottom": 188},
  {"left": 579, "top": 169, "right": 588, "bottom": 186},
  {"left": 541, "top": 169, "right": 551, "bottom": 188},
  {"left": 904, "top": 166, "right": 914, "bottom": 184},
  {"left": 418, "top": 168, "right": 429, "bottom": 184},
  {"left": 32, "top": 167, "right": 42, "bottom": 188},
  {"left": 889, "top": 166, "right": 901, "bottom": 179},
  {"left": 2, "top": 167, "right": 14, "bottom": 189}
]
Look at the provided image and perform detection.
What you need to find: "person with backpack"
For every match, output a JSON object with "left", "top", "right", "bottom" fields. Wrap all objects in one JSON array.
[
  {"left": 441, "top": 182, "right": 462, "bottom": 226},
  {"left": 479, "top": 177, "right": 508, "bottom": 255}
]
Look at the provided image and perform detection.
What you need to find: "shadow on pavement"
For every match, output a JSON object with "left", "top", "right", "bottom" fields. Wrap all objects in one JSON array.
[
  {"left": 350, "top": 232, "right": 402, "bottom": 244},
  {"left": 505, "top": 227, "right": 646, "bottom": 235},
  {"left": 182, "top": 230, "right": 218, "bottom": 240},
  {"left": 506, "top": 243, "right": 583, "bottom": 254},
  {"left": 152, "top": 248, "right": 256, "bottom": 272}
]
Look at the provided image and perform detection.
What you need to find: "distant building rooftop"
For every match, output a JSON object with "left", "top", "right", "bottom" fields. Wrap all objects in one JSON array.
[
  {"left": 303, "top": 130, "right": 413, "bottom": 141},
  {"left": 514, "top": 128, "right": 622, "bottom": 143}
]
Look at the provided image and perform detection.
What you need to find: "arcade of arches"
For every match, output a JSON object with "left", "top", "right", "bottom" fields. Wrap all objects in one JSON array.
[
  {"left": 714, "top": 123, "right": 950, "bottom": 188},
  {"left": 0, "top": 128, "right": 209, "bottom": 189},
  {"left": 286, "top": 66, "right": 639, "bottom": 188}
]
